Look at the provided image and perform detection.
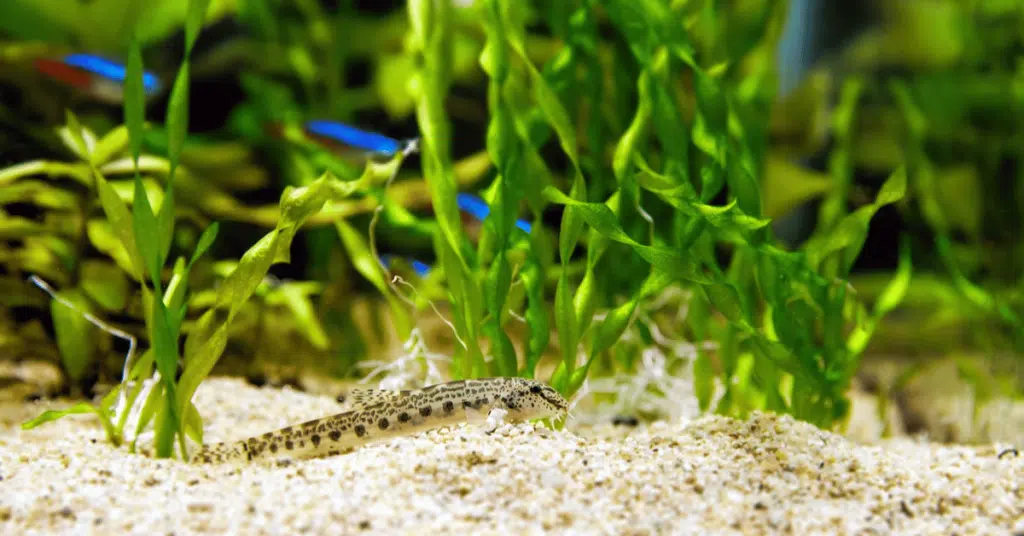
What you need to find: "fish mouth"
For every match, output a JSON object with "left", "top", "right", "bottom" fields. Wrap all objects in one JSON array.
[{"left": 539, "top": 391, "right": 569, "bottom": 413}]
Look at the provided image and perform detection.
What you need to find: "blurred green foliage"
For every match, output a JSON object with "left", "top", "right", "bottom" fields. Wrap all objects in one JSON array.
[{"left": 2, "top": 0, "right": 1023, "bottom": 457}]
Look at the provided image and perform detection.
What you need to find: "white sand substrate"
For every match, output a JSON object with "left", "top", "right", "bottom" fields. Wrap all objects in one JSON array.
[{"left": 1, "top": 377, "right": 1021, "bottom": 535}]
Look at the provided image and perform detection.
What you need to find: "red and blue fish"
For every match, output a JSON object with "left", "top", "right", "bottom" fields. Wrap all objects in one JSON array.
[
  {"left": 379, "top": 193, "right": 535, "bottom": 277},
  {"left": 33, "top": 53, "right": 162, "bottom": 104},
  {"left": 266, "top": 118, "right": 416, "bottom": 160},
  {"left": 456, "top": 192, "right": 532, "bottom": 234},
  {"left": 378, "top": 254, "right": 432, "bottom": 278},
  {"left": 302, "top": 119, "right": 406, "bottom": 158}
]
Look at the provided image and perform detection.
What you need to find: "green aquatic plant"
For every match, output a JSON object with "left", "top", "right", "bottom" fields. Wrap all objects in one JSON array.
[
  {"left": 5, "top": 0, "right": 1022, "bottom": 451},
  {"left": 12, "top": 0, "right": 895, "bottom": 437},
  {"left": 16, "top": 0, "right": 413, "bottom": 458}
]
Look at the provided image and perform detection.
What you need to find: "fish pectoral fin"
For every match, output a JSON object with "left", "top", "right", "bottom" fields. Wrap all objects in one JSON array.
[
  {"left": 465, "top": 405, "right": 490, "bottom": 427},
  {"left": 473, "top": 407, "right": 509, "bottom": 434}
]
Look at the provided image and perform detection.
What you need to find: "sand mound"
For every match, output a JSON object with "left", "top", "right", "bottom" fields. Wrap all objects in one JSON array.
[{"left": 1, "top": 377, "right": 1021, "bottom": 535}]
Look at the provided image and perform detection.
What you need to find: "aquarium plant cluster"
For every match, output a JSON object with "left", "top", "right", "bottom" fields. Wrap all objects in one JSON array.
[{"left": 0, "top": 0, "right": 1021, "bottom": 459}]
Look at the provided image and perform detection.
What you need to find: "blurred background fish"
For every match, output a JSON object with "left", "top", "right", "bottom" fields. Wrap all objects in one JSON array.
[
  {"left": 33, "top": 53, "right": 163, "bottom": 104},
  {"left": 378, "top": 254, "right": 431, "bottom": 279},
  {"left": 302, "top": 119, "right": 406, "bottom": 158},
  {"left": 456, "top": 192, "right": 532, "bottom": 235}
]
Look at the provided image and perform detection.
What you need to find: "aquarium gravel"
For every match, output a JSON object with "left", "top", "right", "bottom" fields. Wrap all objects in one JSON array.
[{"left": 1, "top": 378, "right": 1021, "bottom": 535}]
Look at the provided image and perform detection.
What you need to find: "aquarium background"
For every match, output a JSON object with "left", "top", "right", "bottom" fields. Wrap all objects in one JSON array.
[{"left": 1, "top": 0, "right": 1021, "bottom": 457}]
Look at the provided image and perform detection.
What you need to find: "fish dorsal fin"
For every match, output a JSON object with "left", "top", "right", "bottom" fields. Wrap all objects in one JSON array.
[{"left": 347, "top": 388, "right": 402, "bottom": 408}]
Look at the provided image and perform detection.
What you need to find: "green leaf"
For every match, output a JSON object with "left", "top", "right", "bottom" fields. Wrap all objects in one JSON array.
[
  {"left": 564, "top": 363, "right": 592, "bottom": 399},
  {"left": 131, "top": 379, "right": 164, "bottom": 451},
  {"left": 689, "top": 68, "right": 729, "bottom": 171},
  {"left": 124, "top": 36, "right": 147, "bottom": 164},
  {"left": 164, "top": 257, "right": 191, "bottom": 327},
  {"left": 650, "top": 65, "right": 689, "bottom": 174},
  {"left": 936, "top": 235, "right": 1023, "bottom": 333},
  {"left": 275, "top": 284, "right": 330, "bottom": 350},
  {"left": 518, "top": 250, "right": 549, "bottom": 378},
  {"left": 50, "top": 288, "right": 97, "bottom": 382},
  {"left": 183, "top": 401, "right": 204, "bottom": 444},
  {"left": 93, "top": 170, "right": 145, "bottom": 279},
  {"left": 149, "top": 299, "right": 179, "bottom": 386},
  {"left": 153, "top": 389, "right": 177, "bottom": 458},
  {"left": 0, "top": 215, "right": 46, "bottom": 238},
  {"left": 188, "top": 221, "right": 219, "bottom": 268},
  {"left": 554, "top": 272, "right": 578, "bottom": 373},
  {"left": 875, "top": 167, "right": 908, "bottom": 206},
  {"left": 80, "top": 260, "right": 129, "bottom": 311},
  {"left": 177, "top": 172, "right": 358, "bottom": 426},
  {"left": 846, "top": 235, "right": 913, "bottom": 356},
  {"left": 507, "top": 36, "right": 581, "bottom": 175},
  {"left": 131, "top": 176, "right": 162, "bottom": 286},
  {"left": 806, "top": 167, "right": 907, "bottom": 273},
  {"left": 635, "top": 167, "right": 770, "bottom": 242},
  {"left": 573, "top": 267, "right": 599, "bottom": 342},
  {"left": 612, "top": 70, "right": 652, "bottom": 186},
  {"left": 375, "top": 55, "right": 417, "bottom": 117},
  {"left": 727, "top": 153, "right": 763, "bottom": 220},
  {"left": 22, "top": 402, "right": 101, "bottom": 430},
  {"left": 702, "top": 281, "right": 750, "bottom": 326},
  {"left": 62, "top": 110, "right": 90, "bottom": 161},
  {"left": 149, "top": 295, "right": 181, "bottom": 459},
  {"left": 603, "top": 0, "right": 670, "bottom": 65},
  {"left": 86, "top": 219, "right": 135, "bottom": 276},
  {"left": 483, "top": 243, "right": 518, "bottom": 377},
  {"left": 91, "top": 125, "right": 131, "bottom": 167},
  {"left": 408, "top": 0, "right": 465, "bottom": 270},
  {"left": 433, "top": 233, "right": 483, "bottom": 379},
  {"left": 590, "top": 299, "right": 639, "bottom": 358},
  {"left": 185, "top": 0, "right": 213, "bottom": 55},
  {"left": 874, "top": 235, "right": 913, "bottom": 316},
  {"left": 99, "top": 383, "right": 122, "bottom": 413},
  {"left": 155, "top": 182, "right": 176, "bottom": 271},
  {"left": 0, "top": 181, "right": 79, "bottom": 209},
  {"left": 165, "top": 63, "right": 191, "bottom": 176},
  {"left": 693, "top": 350, "right": 715, "bottom": 412},
  {"left": 543, "top": 186, "right": 710, "bottom": 284},
  {"left": 558, "top": 172, "right": 587, "bottom": 265},
  {"left": 745, "top": 332, "right": 817, "bottom": 385},
  {"left": 118, "top": 349, "right": 154, "bottom": 435},
  {"left": 479, "top": 3, "right": 529, "bottom": 378},
  {"left": 549, "top": 359, "right": 569, "bottom": 393},
  {"left": 762, "top": 155, "right": 832, "bottom": 219},
  {"left": 0, "top": 161, "right": 72, "bottom": 187}
]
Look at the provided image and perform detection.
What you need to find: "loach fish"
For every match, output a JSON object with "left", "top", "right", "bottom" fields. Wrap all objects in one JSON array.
[
  {"left": 33, "top": 53, "right": 162, "bottom": 104},
  {"left": 190, "top": 377, "right": 568, "bottom": 464}
]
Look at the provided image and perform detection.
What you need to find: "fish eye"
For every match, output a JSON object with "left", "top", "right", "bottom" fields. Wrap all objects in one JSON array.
[{"left": 530, "top": 385, "right": 542, "bottom": 394}]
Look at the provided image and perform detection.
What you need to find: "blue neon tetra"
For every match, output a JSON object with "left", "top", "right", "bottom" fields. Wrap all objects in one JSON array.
[
  {"left": 379, "top": 254, "right": 431, "bottom": 278},
  {"left": 456, "top": 193, "right": 532, "bottom": 234},
  {"left": 34, "top": 53, "right": 162, "bottom": 104},
  {"left": 302, "top": 120, "right": 405, "bottom": 158},
  {"left": 380, "top": 194, "right": 535, "bottom": 278}
]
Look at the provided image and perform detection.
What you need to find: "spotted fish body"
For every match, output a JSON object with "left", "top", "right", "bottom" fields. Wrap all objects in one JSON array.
[{"left": 190, "top": 377, "right": 568, "bottom": 464}]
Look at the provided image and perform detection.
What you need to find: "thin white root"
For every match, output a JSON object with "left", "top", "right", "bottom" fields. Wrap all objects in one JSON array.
[{"left": 28, "top": 275, "right": 138, "bottom": 420}]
